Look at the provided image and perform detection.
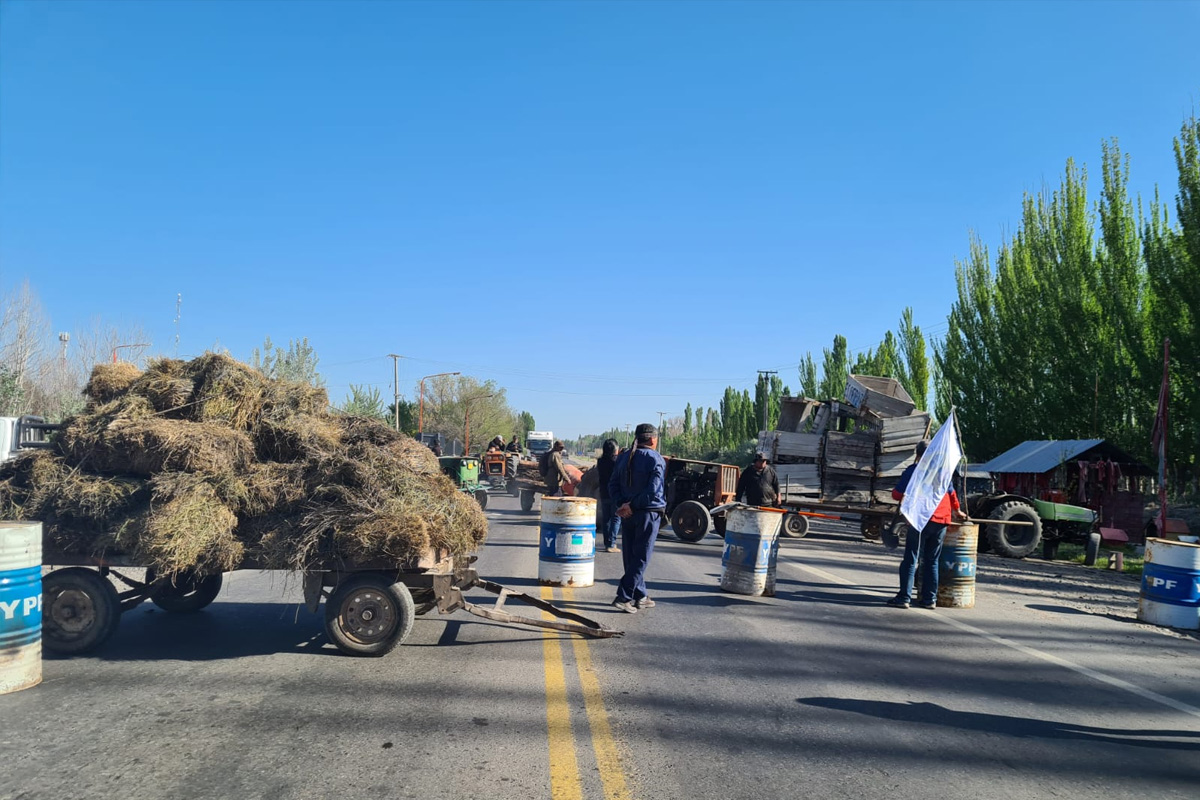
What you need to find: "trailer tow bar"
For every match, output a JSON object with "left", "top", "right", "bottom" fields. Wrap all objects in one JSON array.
[{"left": 434, "top": 573, "right": 623, "bottom": 638}]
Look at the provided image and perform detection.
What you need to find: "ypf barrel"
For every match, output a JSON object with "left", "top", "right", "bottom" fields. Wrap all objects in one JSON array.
[
  {"left": 1138, "top": 538, "right": 1200, "bottom": 630},
  {"left": 539, "top": 496, "right": 596, "bottom": 587},
  {"left": 1, "top": 521, "right": 42, "bottom": 694},
  {"left": 720, "top": 506, "right": 784, "bottom": 597},
  {"left": 937, "top": 523, "right": 978, "bottom": 609}
]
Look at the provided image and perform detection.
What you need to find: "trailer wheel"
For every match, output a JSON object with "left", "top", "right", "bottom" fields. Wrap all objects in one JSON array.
[
  {"left": 509, "top": 481, "right": 522, "bottom": 498},
  {"left": 147, "top": 569, "right": 223, "bottom": 613},
  {"left": 782, "top": 513, "right": 810, "bottom": 538},
  {"left": 325, "top": 575, "right": 415, "bottom": 657},
  {"left": 860, "top": 516, "right": 882, "bottom": 541},
  {"left": 474, "top": 489, "right": 489, "bottom": 509},
  {"left": 520, "top": 490, "right": 535, "bottom": 512},
  {"left": 985, "top": 501, "right": 1042, "bottom": 558},
  {"left": 1083, "top": 532, "right": 1102, "bottom": 567},
  {"left": 672, "top": 500, "right": 711, "bottom": 543},
  {"left": 42, "top": 568, "right": 121, "bottom": 655}
]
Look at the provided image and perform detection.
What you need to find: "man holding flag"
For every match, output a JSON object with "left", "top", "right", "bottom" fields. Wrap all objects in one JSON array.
[{"left": 887, "top": 410, "right": 967, "bottom": 610}]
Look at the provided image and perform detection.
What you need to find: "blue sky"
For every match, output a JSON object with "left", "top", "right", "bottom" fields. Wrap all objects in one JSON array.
[{"left": 2, "top": 0, "right": 1197, "bottom": 437}]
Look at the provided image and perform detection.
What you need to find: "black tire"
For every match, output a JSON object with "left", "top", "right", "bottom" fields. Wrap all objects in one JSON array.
[
  {"left": 509, "top": 481, "right": 522, "bottom": 498},
  {"left": 892, "top": 519, "right": 912, "bottom": 547},
  {"left": 782, "top": 512, "right": 810, "bottom": 538},
  {"left": 860, "top": 516, "right": 882, "bottom": 541},
  {"left": 520, "top": 490, "right": 535, "bottom": 512},
  {"left": 42, "top": 568, "right": 121, "bottom": 655},
  {"left": 985, "top": 501, "right": 1042, "bottom": 558},
  {"left": 1083, "top": 532, "right": 1102, "bottom": 566},
  {"left": 1042, "top": 539, "right": 1060, "bottom": 561},
  {"left": 324, "top": 574, "right": 415, "bottom": 657},
  {"left": 147, "top": 569, "right": 224, "bottom": 613},
  {"left": 474, "top": 489, "right": 489, "bottom": 509},
  {"left": 671, "top": 500, "right": 711, "bottom": 543}
]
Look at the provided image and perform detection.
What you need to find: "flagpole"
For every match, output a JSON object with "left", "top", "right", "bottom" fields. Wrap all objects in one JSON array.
[{"left": 1156, "top": 339, "right": 1170, "bottom": 538}]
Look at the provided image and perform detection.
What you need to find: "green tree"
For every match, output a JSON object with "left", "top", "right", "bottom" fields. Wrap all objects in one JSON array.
[
  {"left": 340, "top": 384, "right": 387, "bottom": 420},
  {"left": 897, "top": 308, "right": 929, "bottom": 411},
  {"left": 818, "top": 335, "right": 850, "bottom": 400},
  {"left": 798, "top": 354, "right": 818, "bottom": 398},
  {"left": 251, "top": 336, "right": 323, "bottom": 386}
]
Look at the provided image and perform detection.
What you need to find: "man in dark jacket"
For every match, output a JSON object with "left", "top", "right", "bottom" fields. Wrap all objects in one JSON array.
[
  {"left": 737, "top": 453, "right": 780, "bottom": 506},
  {"left": 505, "top": 435, "right": 521, "bottom": 453},
  {"left": 608, "top": 424, "right": 666, "bottom": 613},
  {"left": 596, "top": 439, "right": 621, "bottom": 553}
]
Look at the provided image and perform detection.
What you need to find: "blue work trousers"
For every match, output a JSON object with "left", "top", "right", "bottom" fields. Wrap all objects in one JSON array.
[
  {"left": 615, "top": 509, "right": 662, "bottom": 603},
  {"left": 598, "top": 499, "right": 620, "bottom": 549},
  {"left": 897, "top": 519, "right": 947, "bottom": 605}
]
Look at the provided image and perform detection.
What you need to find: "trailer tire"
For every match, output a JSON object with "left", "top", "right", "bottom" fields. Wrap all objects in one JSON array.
[
  {"left": 474, "top": 489, "right": 489, "bottom": 509},
  {"left": 860, "top": 516, "right": 883, "bottom": 541},
  {"left": 509, "top": 480, "right": 522, "bottom": 497},
  {"left": 672, "top": 500, "right": 711, "bottom": 543},
  {"left": 985, "top": 501, "right": 1042, "bottom": 559},
  {"left": 147, "top": 569, "right": 223, "bottom": 613},
  {"left": 782, "top": 513, "right": 810, "bottom": 538},
  {"left": 325, "top": 574, "right": 415, "bottom": 657},
  {"left": 520, "top": 490, "right": 535, "bottom": 512},
  {"left": 1083, "top": 532, "right": 1102, "bottom": 567},
  {"left": 42, "top": 568, "right": 121, "bottom": 655}
]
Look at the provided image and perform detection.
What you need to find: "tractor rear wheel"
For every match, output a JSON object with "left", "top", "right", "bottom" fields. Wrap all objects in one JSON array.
[
  {"left": 672, "top": 501, "right": 711, "bottom": 543},
  {"left": 985, "top": 501, "right": 1042, "bottom": 558}
]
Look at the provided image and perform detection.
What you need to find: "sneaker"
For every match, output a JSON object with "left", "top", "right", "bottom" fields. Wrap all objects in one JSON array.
[
  {"left": 608, "top": 547, "right": 621, "bottom": 554},
  {"left": 886, "top": 597, "right": 910, "bottom": 609},
  {"left": 915, "top": 600, "right": 937, "bottom": 610},
  {"left": 612, "top": 599, "right": 638, "bottom": 614},
  {"left": 636, "top": 597, "right": 655, "bottom": 609}
]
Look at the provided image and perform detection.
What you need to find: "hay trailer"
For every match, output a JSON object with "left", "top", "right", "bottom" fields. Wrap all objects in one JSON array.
[{"left": 38, "top": 549, "right": 620, "bottom": 657}]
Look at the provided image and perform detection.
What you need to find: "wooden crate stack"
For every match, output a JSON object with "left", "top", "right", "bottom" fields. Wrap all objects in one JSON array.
[
  {"left": 758, "top": 429, "right": 821, "bottom": 500},
  {"left": 758, "top": 376, "right": 932, "bottom": 508}
]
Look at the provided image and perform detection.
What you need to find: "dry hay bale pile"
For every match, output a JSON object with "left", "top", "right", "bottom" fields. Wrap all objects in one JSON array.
[{"left": 0, "top": 354, "right": 488, "bottom": 578}]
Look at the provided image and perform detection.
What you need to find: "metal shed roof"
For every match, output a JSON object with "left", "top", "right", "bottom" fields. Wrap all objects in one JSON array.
[{"left": 978, "top": 439, "right": 1106, "bottom": 475}]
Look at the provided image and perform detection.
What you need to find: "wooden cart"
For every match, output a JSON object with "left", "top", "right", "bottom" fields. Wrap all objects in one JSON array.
[{"left": 39, "top": 548, "right": 621, "bottom": 657}]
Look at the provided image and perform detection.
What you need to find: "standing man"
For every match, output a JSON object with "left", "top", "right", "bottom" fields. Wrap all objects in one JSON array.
[
  {"left": 596, "top": 438, "right": 621, "bottom": 553},
  {"left": 608, "top": 423, "right": 666, "bottom": 613},
  {"left": 736, "top": 452, "right": 780, "bottom": 506},
  {"left": 545, "top": 440, "right": 572, "bottom": 497},
  {"left": 887, "top": 440, "right": 966, "bottom": 609}
]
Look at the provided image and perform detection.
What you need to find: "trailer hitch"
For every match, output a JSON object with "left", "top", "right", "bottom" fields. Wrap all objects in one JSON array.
[{"left": 433, "top": 572, "right": 623, "bottom": 639}]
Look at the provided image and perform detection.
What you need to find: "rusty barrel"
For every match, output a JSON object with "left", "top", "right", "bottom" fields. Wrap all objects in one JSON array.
[
  {"left": 538, "top": 496, "right": 596, "bottom": 587},
  {"left": 1, "top": 521, "right": 42, "bottom": 694},
  {"left": 937, "top": 523, "right": 978, "bottom": 609},
  {"left": 720, "top": 506, "right": 785, "bottom": 597},
  {"left": 1138, "top": 538, "right": 1200, "bottom": 630}
]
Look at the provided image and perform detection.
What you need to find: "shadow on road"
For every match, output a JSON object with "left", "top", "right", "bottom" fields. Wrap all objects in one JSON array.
[{"left": 797, "top": 697, "right": 1200, "bottom": 750}]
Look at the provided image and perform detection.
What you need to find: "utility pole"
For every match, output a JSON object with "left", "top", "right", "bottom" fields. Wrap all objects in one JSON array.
[
  {"left": 757, "top": 370, "right": 778, "bottom": 433},
  {"left": 388, "top": 354, "right": 402, "bottom": 431}
]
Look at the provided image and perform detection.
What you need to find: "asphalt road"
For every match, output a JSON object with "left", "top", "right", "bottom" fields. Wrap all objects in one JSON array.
[{"left": 3, "top": 493, "right": 1199, "bottom": 800}]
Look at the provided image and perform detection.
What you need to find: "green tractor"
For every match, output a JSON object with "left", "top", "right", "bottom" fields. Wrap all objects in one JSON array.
[
  {"left": 439, "top": 456, "right": 490, "bottom": 510},
  {"left": 966, "top": 493, "right": 1098, "bottom": 561}
]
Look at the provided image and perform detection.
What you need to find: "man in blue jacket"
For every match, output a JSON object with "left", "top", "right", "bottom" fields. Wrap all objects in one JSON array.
[{"left": 607, "top": 423, "right": 667, "bottom": 613}]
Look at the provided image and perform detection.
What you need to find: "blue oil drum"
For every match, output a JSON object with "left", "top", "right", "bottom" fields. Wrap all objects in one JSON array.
[
  {"left": 1139, "top": 538, "right": 1200, "bottom": 630},
  {"left": 937, "top": 523, "right": 978, "bottom": 609},
  {"left": 1, "top": 521, "right": 42, "bottom": 694},
  {"left": 538, "top": 497, "right": 596, "bottom": 587},
  {"left": 720, "top": 506, "right": 785, "bottom": 597}
]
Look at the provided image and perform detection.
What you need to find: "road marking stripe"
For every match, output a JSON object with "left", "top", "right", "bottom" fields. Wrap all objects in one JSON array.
[
  {"left": 541, "top": 585, "right": 583, "bottom": 800},
  {"left": 564, "top": 587, "right": 634, "bottom": 800},
  {"left": 794, "top": 560, "right": 1200, "bottom": 721}
]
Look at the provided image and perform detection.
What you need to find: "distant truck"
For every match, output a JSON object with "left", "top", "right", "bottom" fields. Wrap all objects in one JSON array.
[
  {"left": 0, "top": 416, "right": 55, "bottom": 463},
  {"left": 527, "top": 431, "right": 554, "bottom": 460}
]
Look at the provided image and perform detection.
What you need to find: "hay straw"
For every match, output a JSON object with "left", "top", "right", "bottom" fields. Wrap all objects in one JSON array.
[
  {"left": 83, "top": 363, "right": 144, "bottom": 404},
  {"left": 8, "top": 351, "right": 489, "bottom": 575}
]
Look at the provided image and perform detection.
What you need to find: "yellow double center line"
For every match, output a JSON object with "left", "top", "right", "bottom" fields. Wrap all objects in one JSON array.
[{"left": 541, "top": 585, "right": 633, "bottom": 800}]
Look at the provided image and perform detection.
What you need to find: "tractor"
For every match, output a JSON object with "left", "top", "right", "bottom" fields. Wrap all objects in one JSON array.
[
  {"left": 663, "top": 457, "right": 740, "bottom": 543},
  {"left": 438, "top": 456, "right": 490, "bottom": 509}
]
